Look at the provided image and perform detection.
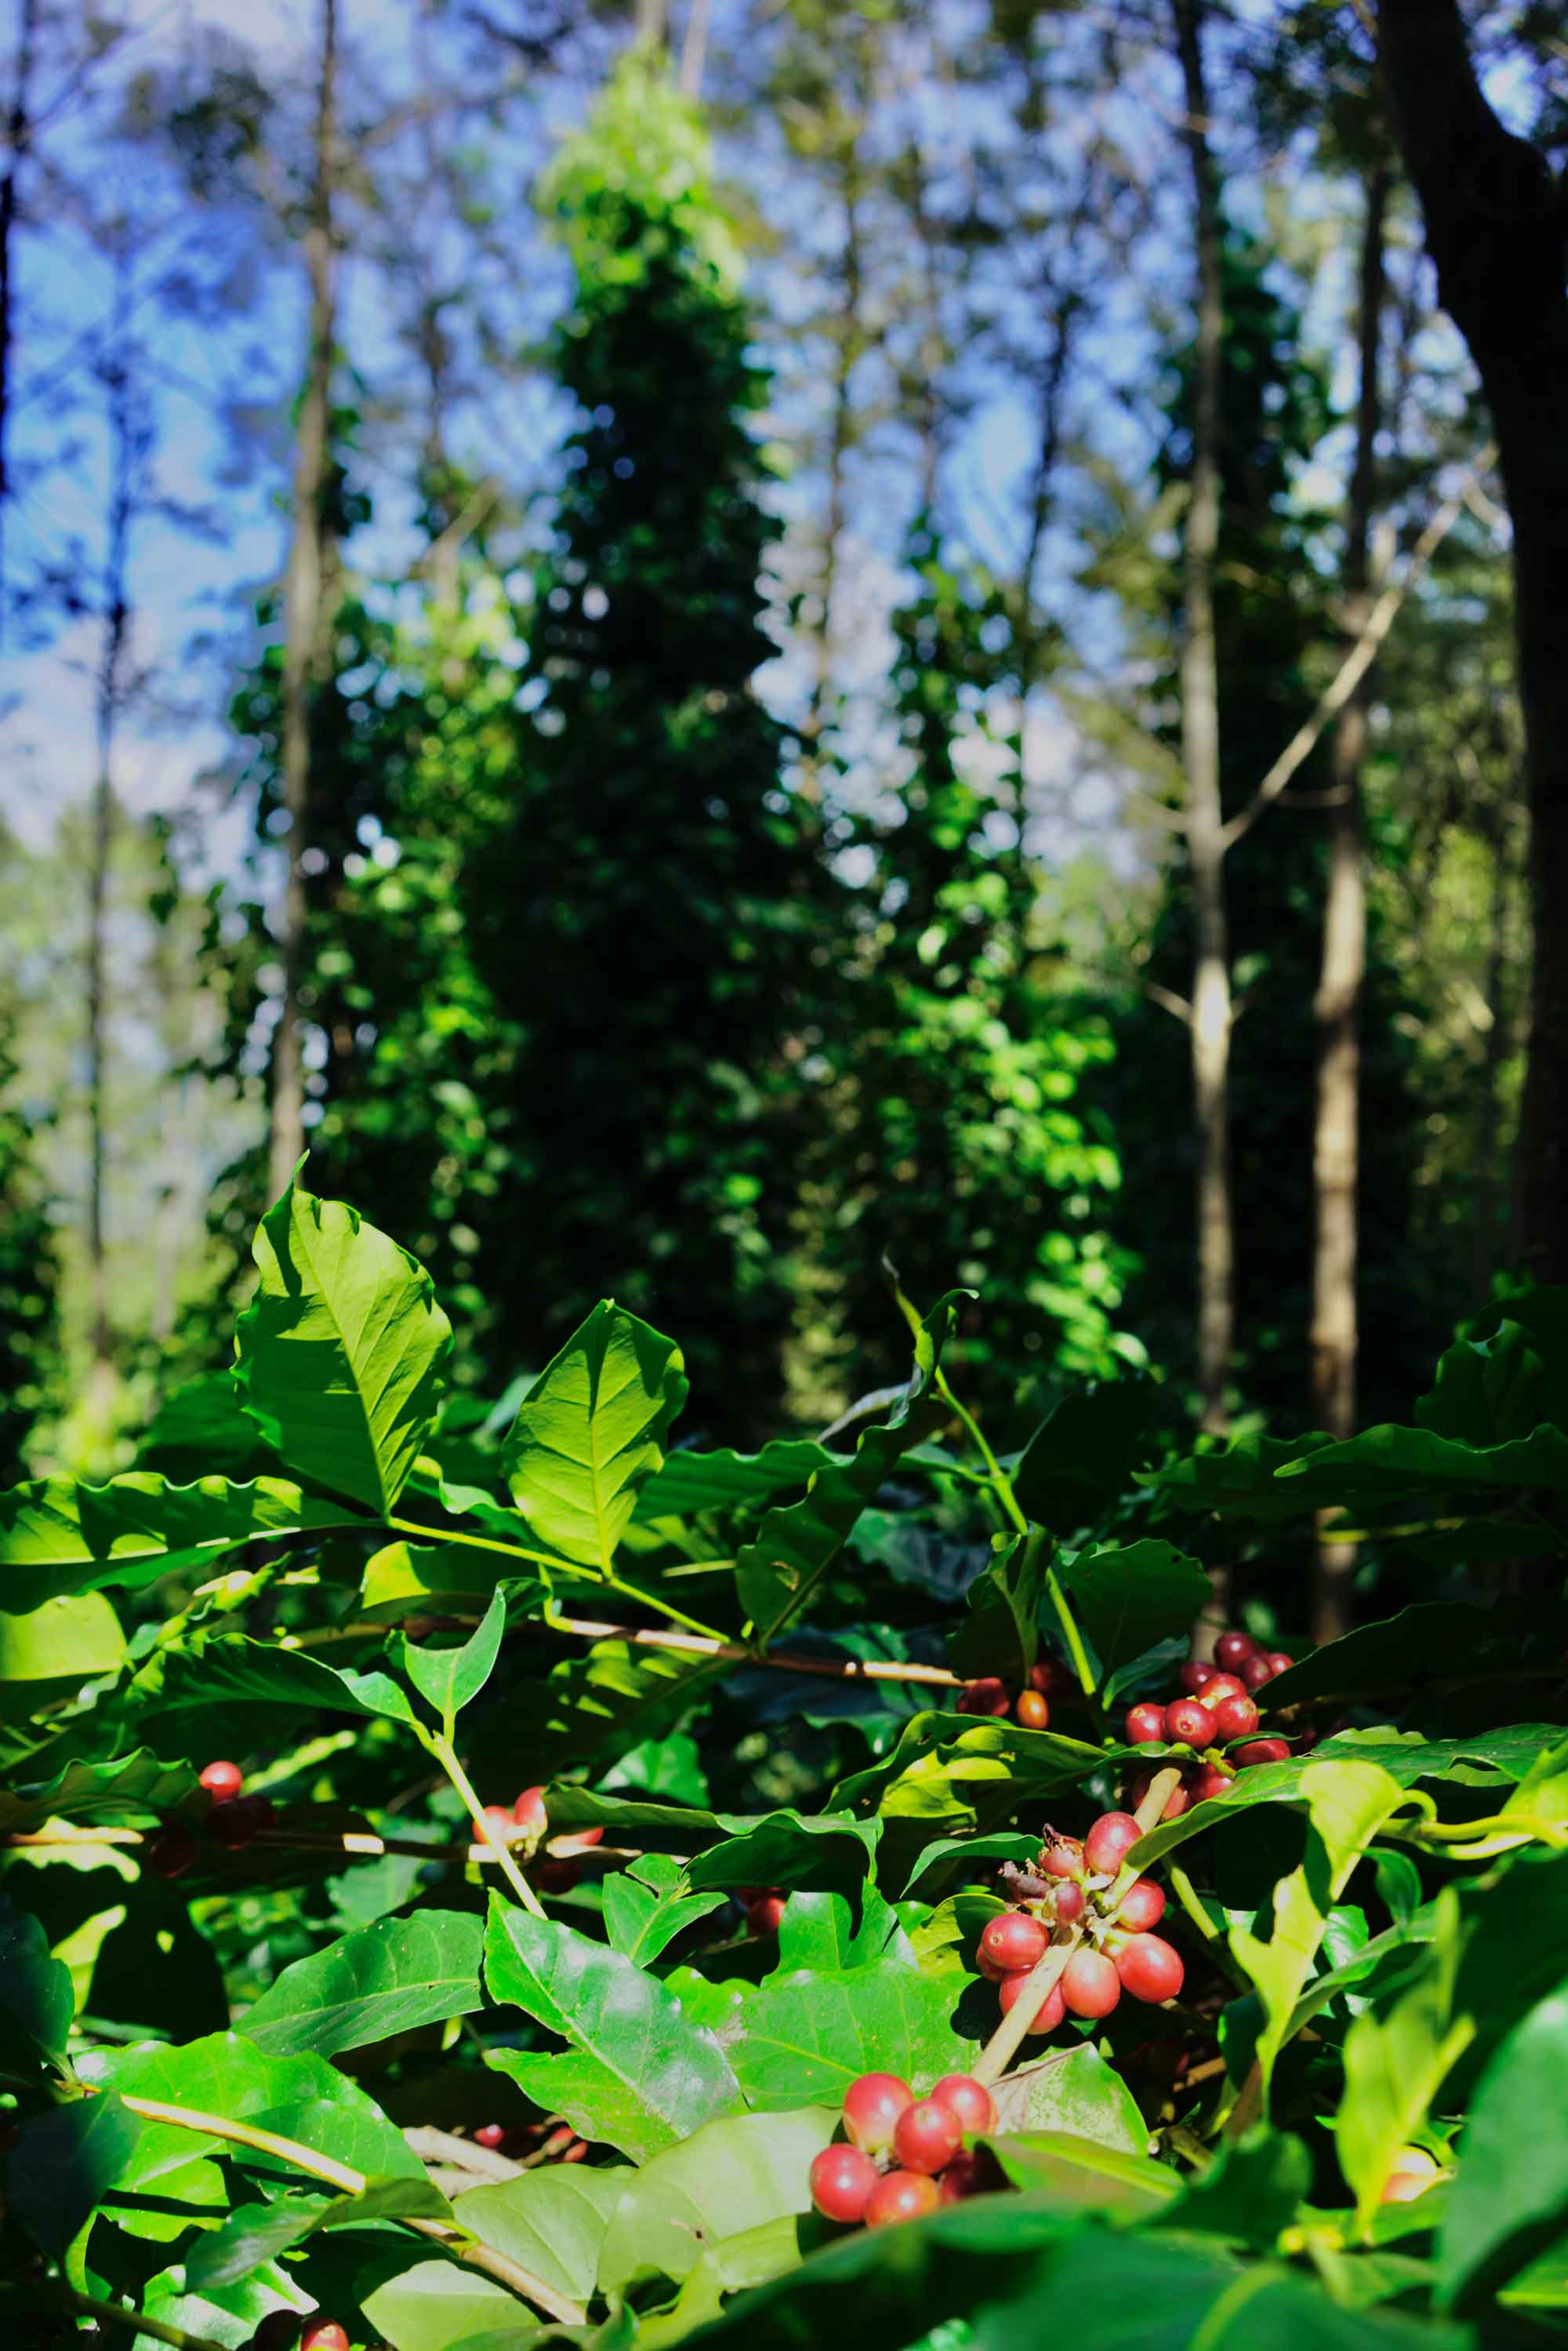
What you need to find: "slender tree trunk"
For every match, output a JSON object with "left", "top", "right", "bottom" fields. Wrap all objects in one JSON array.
[
  {"left": 1470, "top": 810, "right": 1512, "bottom": 1309},
  {"left": 1172, "top": 0, "right": 1232, "bottom": 1439},
  {"left": 269, "top": 0, "right": 339, "bottom": 1205},
  {"left": 1311, "top": 164, "right": 1389, "bottom": 1646},
  {"left": 1376, "top": 0, "right": 1568, "bottom": 1283},
  {"left": 0, "top": 0, "right": 39, "bottom": 637},
  {"left": 678, "top": 0, "right": 710, "bottom": 98},
  {"left": 86, "top": 241, "right": 135, "bottom": 1389},
  {"left": 804, "top": 146, "right": 862, "bottom": 766}
]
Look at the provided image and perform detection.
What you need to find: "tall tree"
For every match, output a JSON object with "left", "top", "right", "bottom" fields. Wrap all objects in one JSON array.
[
  {"left": 1171, "top": 0, "right": 1232, "bottom": 1437},
  {"left": 0, "top": 0, "right": 38, "bottom": 631},
  {"left": 269, "top": 0, "right": 340, "bottom": 1205},
  {"left": 1375, "top": 0, "right": 1568, "bottom": 1282}
]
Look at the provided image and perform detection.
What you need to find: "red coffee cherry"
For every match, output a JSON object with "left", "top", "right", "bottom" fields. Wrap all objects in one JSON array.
[
  {"left": 473, "top": 2123, "right": 507, "bottom": 2150},
  {"left": 978, "top": 1912, "right": 1048, "bottom": 1975},
  {"left": 553, "top": 1826, "right": 605, "bottom": 1855},
  {"left": 536, "top": 1858, "right": 582, "bottom": 1893},
  {"left": 1129, "top": 1770, "right": 1189, "bottom": 1822},
  {"left": 1115, "top": 1933, "right": 1185, "bottom": 2004},
  {"left": 1040, "top": 1835, "right": 1085, "bottom": 1879},
  {"left": 1179, "top": 1659, "right": 1218, "bottom": 1695},
  {"left": 999, "top": 1972, "right": 1065, "bottom": 2033},
  {"left": 1125, "top": 1702, "right": 1167, "bottom": 1745},
  {"left": 747, "top": 1894, "right": 786, "bottom": 1937},
  {"left": 931, "top": 2075, "right": 995, "bottom": 2135},
  {"left": 1117, "top": 1877, "right": 1166, "bottom": 1931},
  {"left": 1014, "top": 1688, "right": 1050, "bottom": 1731},
  {"left": 1062, "top": 1947, "right": 1121, "bottom": 2018},
  {"left": 938, "top": 2149, "right": 984, "bottom": 2202},
  {"left": 1054, "top": 1880, "right": 1086, "bottom": 1924},
  {"left": 1084, "top": 1811, "right": 1142, "bottom": 1875},
  {"left": 198, "top": 1761, "right": 243, "bottom": 1802},
  {"left": 1265, "top": 1652, "right": 1295, "bottom": 1677},
  {"left": 513, "top": 1786, "right": 548, "bottom": 1835},
  {"left": 1214, "top": 1630, "right": 1258, "bottom": 1672},
  {"left": 480, "top": 1804, "right": 517, "bottom": 1844},
  {"left": 893, "top": 2096, "right": 963, "bottom": 2176},
  {"left": 956, "top": 1677, "right": 1009, "bottom": 1717},
  {"left": 1196, "top": 1672, "right": 1247, "bottom": 1710},
  {"left": 1234, "top": 1738, "right": 1291, "bottom": 1768},
  {"left": 207, "top": 1796, "right": 272, "bottom": 1848},
  {"left": 1240, "top": 1653, "right": 1276, "bottom": 1691},
  {"left": 864, "top": 2169, "right": 940, "bottom": 2228},
  {"left": 810, "top": 2142, "right": 880, "bottom": 2224},
  {"left": 1163, "top": 1699, "right": 1214, "bottom": 1747},
  {"left": 248, "top": 2314, "right": 301, "bottom": 2351},
  {"left": 1031, "top": 1658, "right": 1072, "bottom": 1698},
  {"left": 300, "top": 2324, "right": 350, "bottom": 2351},
  {"left": 843, "top": 2071, "right": 913, "bottom": 2154},
  {"left": 1212, "top": 1693, "right": 1260, "bottom": 1742},
  {"left": 146, "top": 1822, "right": 198, "bottom": 1880},
  {"left": 1188, "top": 1761, "right": 1236, "bottom": 1802}
]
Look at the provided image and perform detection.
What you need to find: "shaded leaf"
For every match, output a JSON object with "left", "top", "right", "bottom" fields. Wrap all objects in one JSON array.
[
  {"left": 597, "top": 2108, "right": 833, "bottom": 2293},
  {"left": 240, "top": 1912, "right": 485, "bottom": 2057},
  {"left": 1014, "top": 1376, "right": 1160, "bottom": 1533},
  {"left": 1057, "top": 1539, "right": 1210, "bottom": 1679},
  {"left": 0, "top": 1473, "right": 365, "bottom": 1612},
  {"left": 989, "top": 2044, "right": 1148, "bottom": 2155},
  {"left": 453, "top": 2164, "right": 626, "bottom": 2309}
]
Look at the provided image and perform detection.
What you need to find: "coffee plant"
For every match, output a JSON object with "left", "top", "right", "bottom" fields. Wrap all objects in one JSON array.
[{"left": 4, "top": 1176, "right": 1568, "bottom": 2350}]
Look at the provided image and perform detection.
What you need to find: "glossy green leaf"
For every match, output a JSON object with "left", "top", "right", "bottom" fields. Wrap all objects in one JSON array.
[
  {"left": 503, "top": 1299, "right": 686, "bottom": 1571},
  {"left": 597, "top": 2108, "right": 833, "bottom": 2293},
  {"left": 483, "top": 1898, "right": 743, "bottom": 2160},
  {"left": 601, "top": 1855, "right": 728, "bottom": 1966},
  {"left": 949, "top": 1530, "right": 1044, "bottom": 1686},
  {"left": 0, "top": 1590, "right": 125, "bottom": 1687},
  {"left": 989, "top": 2044, "right": 1148, "bottom": 2155},
  {"left": 898, "top": 1830, "right": 1040, "bottom": 1897},
  {"left": 1439, "top": 1985, "right": 1568, "bottom": 2310},
  {"left": 234, "top": 1177, "right": 453, "bottom": 1513},
  {"left": 0, "top": 1749, "right": 201, "bottom": 1838},
  {"left": 1057, "top": 1538, "right": 1210, "bottom": 1677},
  {"left": 772, "top": 1886, "right": 907, "bottom": 1974},
  {"left": 983, "top": 2129, "right": 1178, "bottom": 2216},
  {"left": 0, "top": 1473, "right": 365, "bottom": 1612},
  {"left": 735, "top": 1292, "right": 963, "bottom": 1643},
  {"left": 1338, "top": 1890, "right": 1472, "bottom": 2232},
  {"left": 362, "top": 2258, "right": 536, "bottom": 2351},
  {"left": 5, "top": 2091, "right": 143, "bottom": 2258},
  {"left": 1156, "top": 2128, "right": 1314, "bottom": 2250},
  {"left": 635, "top": 1440, "right": 839, "bottom": 1521},
  {"left": 240, "top": 1911, "right": 485, "bottom": 2056},
  {"left": 1265, "top": 1600, "right": 1568, "bottom": 1711},
  {"left": 687, "top": 1809, "right": 880, "bottom": 1899},
  {"left": 1013, "top": 1375, "right": 1160, "bottom": 1534},
  {"left": 397, "top": 1588, "right": 507, "bottom": 1722},
  {"left": 124, "top": 1630, "right": 417, "bottom": 1724},
  {"left": 453, "top": 2164, "right": 627, "bottom": 2309},
  {"left": 0, "top": 1887, "right": 74, "bottom": 2073},
  {"left": 135, "top": 1369, "right": 280, "bottom": 1483},
  {"left": 729, "top": 1957, "right": 975, "bottom": 2107},
  {"left": 185, "top": 2177, "right": 451, "bottom": 2291}
]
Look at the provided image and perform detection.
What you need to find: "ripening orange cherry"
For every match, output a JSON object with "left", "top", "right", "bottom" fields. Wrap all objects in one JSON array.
[{"left": 1014, "top": 1688, "right": 1050, "bottom": 1730}]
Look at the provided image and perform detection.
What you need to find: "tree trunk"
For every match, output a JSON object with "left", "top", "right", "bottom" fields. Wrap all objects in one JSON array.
[
  {"left": 86, "top": 240, "right": 135, "bottom": 1390},
  {"left": 1171, "top": 0, "right": 1232, "bottom": 1439},
  {"left": 1376, "top": 0, "right": 1568, "bottom": 1283},
  {"left": 804, "top": 141, "right": 862, "bottom": 769},
  {"left": 0, "top": 0, "right": 39, "bottom": 636},
  {"left": 1470, "top": 806, "right": 1513, "bottom": 1310},
  {"left": 1311, "top": 163, "right": 1389, "bottom": 1646},
  {"left": 269, "top": 0, "right": 339, "bottom": 1205}
]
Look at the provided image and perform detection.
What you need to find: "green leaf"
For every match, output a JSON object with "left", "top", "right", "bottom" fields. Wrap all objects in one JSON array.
[
  {"left": 1338, "top": 1889, "right": 1472, "bottom": 2233},
  {"left": 1149, "top": 1430, "right": 1338, "bottom": 1523},
  {"left": 82, "top": 2031, "right": 425, "bottom": 2183},
  {"left": 1226, "top": 1762, "right": 1412, "bottom": 2108},
  {"left": 483, "top": 1898, "right": 743, "bottom": 2160},
  {"left": 949, "top": 1531, "right": 1044, "bottom": 1686},
  {"left": 687, "top": 1810, "right": 881, "bottom": 1899},
  {"left": 0, "top": 1592, "right": 125, "bottom": 1690},
  {"left": 1056, "top": 1539, "right": 1210, "bottom": 1678},
  {"left": 0, "top": 1749, "right": 201, "bottom": 1838},
  {"left": 771, "top": 1887, "right": 907, "bottom": 1975},
  {"left": 983, "top": 2130, "right": 1178, "bottom": 2217},
  {"left": 1014, "top": 1375, "right": 1160, "bottom": 1533},
  {"left": 468, "top": 1638, "right": 724, "bottom": 1786},
  {"left": 1157, "top": 2129, "right": 1314, "bottom": 2250},
  {"left": 234, "top": 1177, "right": 453, "bottom": 1513},
  {"left": 601, "top": 1857, "right": 728, "bottom": 1967},
  {"left": 185, "top": 2178, "right": 451, "bottom": 2291},
  {"left": 635, "top": 1440, "right": 840, "bottom": 1521},
  {"left": 240, "top": 1912, "right": 485, "bottom": 2056},
  {"left": 597, "top": 2108, "right": 833, "bottom": 2293},
  {"left": 398, "top": 1589, "right": 507, "bottom": 1723},
  {"left": 453, "top": 2164, "right": 626, "bottom": 2309},
  {"left": 503, "top": 1299, "right": 686, "bottom": 1571},
  {"left": 136, "top": 1369, "right": 280, "bottom": 1483},
  {"left": 1439, "top": 1985, "right": 1568, "bottom": 2310},
  {"left": 125, "top": 1630, "right": 418, "bottom": 1724},
  {"left": 0, "top": 1473, "right": 366, "bottom": 1611},
  {"left": 1449, "top": 1848, "right": 1568, "bottom": 2095},
  {"left": 1276, "top": 1419, "right": 1568, "bottom": 1498},
  {"left": 0, "top": 1887, "right": 74, "bottom": 2074},
  {"left": 735, "top": 1294, "right": 963, "bottom": 1643},
  {"left": 1265, "top": 1600, "right": 1568, "bottom": 1711},
  {"left": 989, "top": 2045, "right": 1149, "bottom": 2156},
  {"left": 728, "top": 1958, "right": 975, "bottom": 2107},
  {"left": 6, "top": 2091, "right": 144, "bottom": 2258},
  {"left": 362, "top": 2258, "right": 536, "bottom": 2351},
  {"left": 899, "top": 1831, "right": 1040, "bottom": 1898}
]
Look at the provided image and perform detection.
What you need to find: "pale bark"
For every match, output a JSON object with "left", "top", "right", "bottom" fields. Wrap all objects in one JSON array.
[
  {"left": 269, "top": 0, "right": 339, "bottom": 1205},
  {"left": 1171, "top": 0, "right": 1232, "bottom": 1439},
  {"left": 1311, "top": 165, "right": 1388, "bottom": 1646},
  {"left": 1377, "top": 0, "right": 1568, "bottom": 1283}
]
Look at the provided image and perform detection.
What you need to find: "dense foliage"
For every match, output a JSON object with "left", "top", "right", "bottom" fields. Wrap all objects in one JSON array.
[{"left": 5, "top": 1174, "right": 1568, "bottom": 2349}]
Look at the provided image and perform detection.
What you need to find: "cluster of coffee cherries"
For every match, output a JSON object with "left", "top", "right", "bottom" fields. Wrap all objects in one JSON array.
[
  {"left": 145, "top": 1760, "right": 275, "bottom": 1878},
  {"left": 1123, "top": 1628, "right": 1294, "bottom": 1818},
  {"left": 245, "top": 2312, "right": 348, "bottom": 2351},
  {"left": 978, "top": 1810, "right": 1184, "bottom": 2031},
  {"left": 955, "top": 1655, "right": 1070, "bottom": 1731},
  {"left": 479, "top": 1784, "right": 604, "bottom": 1891},
  {"left": 809, "top": 2071, "right": 994, "bottom": 2228}
]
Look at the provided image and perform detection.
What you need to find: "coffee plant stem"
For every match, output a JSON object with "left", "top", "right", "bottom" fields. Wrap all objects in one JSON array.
[
  {"left": 57, "top": 2288, "right": 231, "bottom": 2351},
  {"left": 383, "top": 1515, "right": 728, "bottom": 1644},
  {"left": 421, "top": 1729, "right": 547, "bottom": 1917},
  {"left": 971, "top": 1933, "right": 1081, "bottom": 2086}
]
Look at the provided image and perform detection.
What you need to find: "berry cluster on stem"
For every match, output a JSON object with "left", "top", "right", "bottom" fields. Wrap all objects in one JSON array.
[
  {"left": 1123, "top": 1627, "right": 1296, "bottom": 1815},
  {"left": 809, "top": 2073, "right": 996, "bottom": 2229}
]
